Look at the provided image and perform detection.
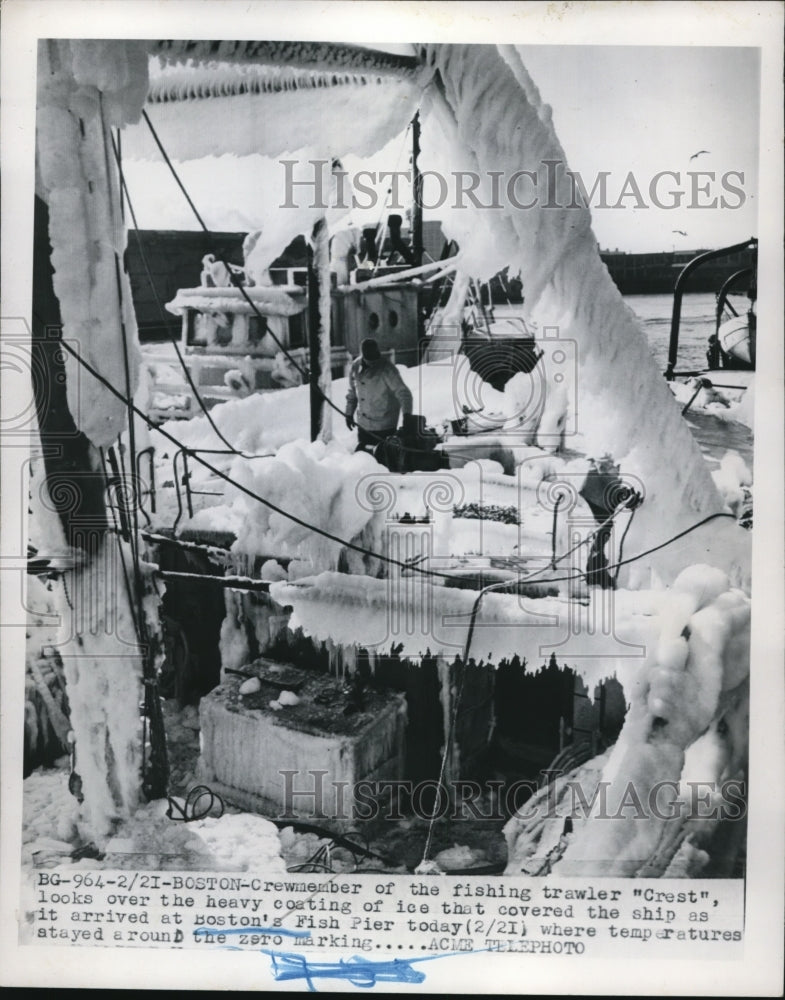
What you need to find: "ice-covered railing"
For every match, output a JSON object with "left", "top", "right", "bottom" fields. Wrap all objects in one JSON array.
[
  {"left": 270, "top": 570, "right": 663, "bottom": 692},
  {"left": 122, "top": 43, "right": 426, "bottom": 164},
  {"left": 164, "top": 285, "right": 306, "bottom": 318},
  {"left": 147, "top": 61, "right": 409, "bottom": 103},
  {"left": 150, "top": 41, "right": 421, "bottom": 77}
]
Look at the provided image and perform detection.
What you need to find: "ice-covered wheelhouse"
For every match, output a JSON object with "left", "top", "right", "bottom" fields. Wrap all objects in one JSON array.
[{"left": 156, "top": 250, "right": 429, "bottom": 417}]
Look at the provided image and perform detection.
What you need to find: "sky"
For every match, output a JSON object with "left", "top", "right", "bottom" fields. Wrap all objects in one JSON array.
[
  {"left": 516, "top": 45, "right": 760, "bottom": 252},
  {"left": 122, "top": 43, "right": 761, "bottom": 254}
]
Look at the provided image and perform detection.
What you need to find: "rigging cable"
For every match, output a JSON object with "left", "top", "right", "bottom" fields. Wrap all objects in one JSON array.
[
  {"left": 369, "top": 120, "right": 412, "bottom": 278},
  {"left": 139, "top": 108, "right": 500, "bottom": 466},
  {"left": 100, "top": 96, "right": 169, "bottom": 797},
  {"left": 57, "top": 333, "right": 737, "bottom": 588},
  {"left": 110, "top": 129, "right": 275, "bottom": 460}
]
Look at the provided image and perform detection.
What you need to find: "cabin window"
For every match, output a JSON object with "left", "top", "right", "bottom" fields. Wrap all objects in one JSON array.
[
  {"left": 190, "top": 311, "right": 209, "bottom": 346},
  {"left": 368, "top": 311, "right": 380, "bottom": 332},
  {"left": 388, "top": 309, "right": 399, "bottom": 329},
  {"left": 289, "top": 314, "right": 306, "bottom": 348},
  {"left": 248, "top": 315, "right": 267, "bottom": 348}
]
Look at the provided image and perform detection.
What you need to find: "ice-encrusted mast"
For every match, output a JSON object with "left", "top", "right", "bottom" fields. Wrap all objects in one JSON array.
[{"left": 34, "top": 40, "right": 153, "bottom": 840}]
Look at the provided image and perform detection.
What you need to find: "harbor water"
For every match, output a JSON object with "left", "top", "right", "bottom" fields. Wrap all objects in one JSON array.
[
  {"left": 625, "top": 292, "right": 754, "bottom": 470},
  {"left": 623, "top": 291, "right": 718, "bottom": 374}
]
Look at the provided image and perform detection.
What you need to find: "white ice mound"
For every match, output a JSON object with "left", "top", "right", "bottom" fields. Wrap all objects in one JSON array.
[
  {"left": 224, "top": 438, "right": 386, "bottom": 573},
  {"left": 504, "top": 569, "right": 750, "bottom": 878}
]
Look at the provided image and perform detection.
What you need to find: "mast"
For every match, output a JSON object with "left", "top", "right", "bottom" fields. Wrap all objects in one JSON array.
[
  {"left": 411, "top": 111, "right": 424, "bottom": 268},
  {"left": 307, "top": 217, "right": 330, "bottom": 441}
]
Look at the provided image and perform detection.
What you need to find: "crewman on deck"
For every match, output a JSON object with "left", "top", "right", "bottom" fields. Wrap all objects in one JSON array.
[{"left": 345, "top": 338, "right": 413, "bottom": 452}]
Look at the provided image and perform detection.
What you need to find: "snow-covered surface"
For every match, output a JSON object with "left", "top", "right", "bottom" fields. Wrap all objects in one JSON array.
[
  {"left": 102, "top": 800, "right": 285, "bottom": 871},
  {"left": 196, "top": 439, "right": 386, "bottom": 573},
  {"left": 157, "top": 357, "right": 507, "bottom": 456},
  {"left": 669, "top": 376, "right": 754, "bottom": 427},
  {"left": 20, "top": 768, "right": 285, "bottom": 875},
  {"left": 21, "top": 768, "right": 81, "bottom": 868},
  {"left": 711, "top": 450, "right": 753, "bottom": 518}
]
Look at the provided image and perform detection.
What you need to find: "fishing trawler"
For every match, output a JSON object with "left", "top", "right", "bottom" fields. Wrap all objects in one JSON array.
[{"left": 28, "top": 39, "right": 754, "bottom": 881}]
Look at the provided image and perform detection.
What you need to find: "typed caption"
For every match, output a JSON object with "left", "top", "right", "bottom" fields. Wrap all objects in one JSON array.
[{"left": 28, "top": 871, "right": 743, "bottom": 959}]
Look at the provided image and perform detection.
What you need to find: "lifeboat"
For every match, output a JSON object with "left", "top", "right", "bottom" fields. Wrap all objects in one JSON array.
[{"left": 718, "top": 313, "right": 752, "bottom": 365}]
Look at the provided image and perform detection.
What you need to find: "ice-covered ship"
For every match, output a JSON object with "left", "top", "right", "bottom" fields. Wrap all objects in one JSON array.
[{"left": 26, "top": 40, "right": 754, "bottom": 880}]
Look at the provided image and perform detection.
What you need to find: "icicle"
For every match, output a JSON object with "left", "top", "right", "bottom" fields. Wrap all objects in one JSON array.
[
  {"left": 313, "top": 216, "right": 333, "bottom": 443},
  {"left": 424, "top": 272, "right": 470, "bottom": 362}
]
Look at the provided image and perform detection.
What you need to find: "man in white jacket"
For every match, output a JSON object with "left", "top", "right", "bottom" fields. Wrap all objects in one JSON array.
[{"left": 345, "top": 338, "right": 413, "bottom": 451}]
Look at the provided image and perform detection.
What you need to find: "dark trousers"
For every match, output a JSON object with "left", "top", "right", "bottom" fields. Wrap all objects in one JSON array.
[{"left": 355, "top": 425, "right": 398, "bottom": 452}]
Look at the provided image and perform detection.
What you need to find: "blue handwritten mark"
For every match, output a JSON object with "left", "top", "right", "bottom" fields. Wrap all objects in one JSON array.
[
  {"left": 262, "top": 949, "right": 484, "bottom": 992},
  {"left": 266, "top": 951, "right": 425, "bottom": 991},
  {"left": 193, "top": 926, "right": 485, "bottom": 990},
  {"left": 194, "top": 926, "right": 310, "bottom": 939}
]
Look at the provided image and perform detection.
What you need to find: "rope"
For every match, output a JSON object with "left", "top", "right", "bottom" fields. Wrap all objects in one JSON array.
[
  {"left": 101, "top": 99, "right": 168, "bottom": 798},
  {"left": 419, "top": 656, "right": 470, "bottom": 869},
  {"left": 57, "top": 334, "right": 736, "bottom": 590},
  {"left": 681, "top": 378, "right": 707, "bottom": 416},
  {"left": 166, "top": 784, "right": 225, "bottom": 822},
  {"left": 613, "top": 506, "right": 637, "bottom": 586},
  {"left": 139, "top": 108, "right": 497, "bottom": 467},
  {"left": 551, "top": 492, "right": 563, "bottom": 569},
  {"left": 101, "top": 98, "right": 144, "bottom": 618}
]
